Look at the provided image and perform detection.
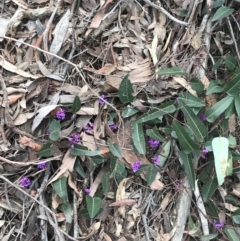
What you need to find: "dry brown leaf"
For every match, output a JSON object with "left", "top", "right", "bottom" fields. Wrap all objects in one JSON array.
[
  {"left": 8, "top": 94, "right": 23, "bottom": 105},
  {"left": 19, "top": 136, "right": 42, "bottom": 151},
  {"left": 191, "top": 32, "right": 202, "bottom": 50},
  {"left": 48, "top": 150, "right": 76, "bottom": 184},
  {"left": 68, "top": 175, "right": 83, "bottom": 198},
  {"left": 56, "top": 83, "right": 81, "bottom": 95},
  {"left": 103, "top": 233, "right": 112, "bottom": 241},
  {"left": 14, "top": 112, "right": 35, "bottom": 126},
  {"left": 228, "top": 114, "right": 236, "bottom": 134},
  {"left": 52, "top": 193, "right": 62, "bottom": 209},
  {"left": 173, "top": 77, "right": 197, "bottom": 96},
  {"left": 109, "top": 199, "right": 136, "bottom": 207},
  {"left": 82, "top": 132, "right": 97, "bottom": 151}
]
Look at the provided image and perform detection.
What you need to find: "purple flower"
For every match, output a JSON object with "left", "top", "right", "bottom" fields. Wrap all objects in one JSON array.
[
  {"left": 85, "top": 188, "right": 91, "bottom": 195},
  {"left": 201, "top": 148, "right": 208, "bottom": 159},
  {"left": 83, "top": 122, "right": 94, "bottom": 134},
  {"left": 20, "top": 177, "right": 31, "bottom": 188},
  {"left": 55, "top": 108, "right": 65, "bottom": 120},
  {"left": 68, "top": 133, "right": 81, "bottom": 147},
  {"left": 174, "top": 98, "right": 178, "bottom": 104},
  {"left": 213, "top": 220, "right": 224, "bottom": 229},
  {"left": 109, "top": 124, "right": 118, "bottom": 131},
  {"left": 151, "top": 155, "right": 160, "bottom": 166},
  {"left": 199, "top": 113, "right": 206, "bottom": 121},
  {"left": 132, "top": 161, "right": 141, "bottom": 172},
  {"left": 148, "top": 139, "right": 160, "bottom": 148},
  {"left": 37, "top": 161, "right": 48, "bottom": 170},
  {"left": 99, "top": 94, "right": 107, "bottom": 105}
]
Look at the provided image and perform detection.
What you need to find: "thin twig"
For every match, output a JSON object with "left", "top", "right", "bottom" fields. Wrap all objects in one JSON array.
[{"left": 141, "top": 0, "right": 189, "bottom": 26}]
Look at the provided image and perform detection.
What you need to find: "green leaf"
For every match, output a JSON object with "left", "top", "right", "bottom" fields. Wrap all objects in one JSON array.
[
  {"left": 91, "top": 155, "right": 106, "bottom": 164},
  {"left": 206, "top": 81, "right": 224, "bottom": 95},
  {"left": 74, "top": 160, "right": 86, "bottom": 178},
  {"left": 212, "top": 137, "right": 230, "bottom": 185},
  {"left": 38, "top": 143, "right": 53, "bottom": 157},
  {"left": 206, "top": 199, "right": 219, "bottom": 220},
  {"left": 59, "top": 203, "right": 72, "bottom": 223},
  {"left": 201, "top": 233, "right": 218, "bottom": 241},
  {"left": 225, "top": 101, "right": 235, "bottom": 119},
  {"left": 235, "top": 96, "right": 240, "bottom": 118},
  {"left": 122, "top": 106, "right": 139, "bottom": 118},
  {"left": 202, "top": 178, "right": 218, "bottom": 202},
  {"left": 49, "top": 119, "right": 61, "bottom": 141},
  {"left": 179, "top": 151, "right": 195, "bottom": 190},
  {"left": 70, "top": 145, "right": 103, "bottom": 156},
  {"left": 72, "top": 96, "right": 81, "bottom": 113},
  {"left": 145, "top": 165, "right": 158, "bottom": 186},
  {"left": 135, "top": 101, "right": 176, "bottom": 123},
  {"left": 159, "top": 140, "right": 171, "bottom": 167},
  {"left": 224, "top": 70, "right": 240, "bottom": 96},
  {"left": 224, "top": 229, "right": 240, "bottom": 241},
  {"left": 205, "top": 96, "right": 234, "bottom": 123},
  {"left": 211, "top": 6, "right": 234, "bottom": 22},
  {"left": 108, "top": 142, "right": 122, "bottom": 158},
  {"left": 53, "top": 177, "right": 68, "bottom": 203},
  {"left": 146, "top": 126, "right": 165, "bottom": 142},
  {"left": 116, "top": 161, "right": 125, "bottom": 175},
  {"left": 224, "top": 56, "right": 237, "bottom": 70},
  {"left": 172, "top": 120, "right": 199, "bottom": 153},
  {"left": 179, "top": 99, "right": 207, "bottom": 141},
  {"left": 212, "top": 58, "right": 223, "bottom": 71},
  {"left": 156, "top": 66, "right": 186, "bottom": 76},
  {"left": 178, "top": 92, "right": 206, "bottom": 108},
  {"left": 118, "top": 74, "right": 134, "bottom": 104},
  {"left": 190, "top": 78, "right": 204, "bottom": 93},
  {"left": 233, "top": 209, "right": 240, "bottom": 224},
  {"left": 102, "top": 172, "right": 110, "bottom": 193},
  {"left": 86, "top": 196, "right": 102, "bottom": 218},
  {"left": 132, "top": 122, "right": 146, "bottom": 155}
]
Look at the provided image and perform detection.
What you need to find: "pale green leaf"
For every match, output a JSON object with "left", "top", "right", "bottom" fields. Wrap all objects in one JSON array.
[
  {"left": 53, "top": 177, "right": 68, "bottom": 203},
  {"left": 86, "top": 196, "right": 102, "bottom": 218},
  {"left": 132, "top": 122, "right": 146, "bottom": 155},
  {"left": 211, "top": 6, "right": 234, "bottom": 22},
  {"left": 118, "top": 74, "right": 134, "bottom": 104},
  {"left": 156, "top": 66, "right": 186, "bottom": 76}
]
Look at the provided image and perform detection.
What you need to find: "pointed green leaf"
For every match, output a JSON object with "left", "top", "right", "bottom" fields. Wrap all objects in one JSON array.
[
  {"left": 178, "top": 92, "right": 206, "bottom": 107},
  {"left": 205, "top": 96, "right": 234, "bottom": 123},
  {"left": 224, "top": 229, "right": 240, "bottom": 241},
  {"left": 49, "top": 119, "right": 61, "bottom": 141},
  {"left": 233, "top": 209, "right": 240, "bottom": 224},
  {"left": 224, "top": 56, "right": 237, "bottom": 70},
  {"left": 200, "top": 234, "right": 218, "bottom": 241},
  {"left": 206, "top": 199, "right": 219, "bottom": 220},
  {"left": 202, "top": 178, "right": 218, "bottom": 202},
  {"left": 179, "top": 151, "right": 195, "bottom": 190},
  {"left": 108, "top": 142, "right": 122, "bottom": 158},
  {"left": 212, "top": 137, "right": 229, "bottom": 185},
  {"left": 72, "top": 96, "right": 81, "bottom": 113},
  {"left": 122, "top": 106, "right": 139, "bottom": 118},
  {"left": 206, "top": 81, "right": 224, "bottom": 95},
  {"left": 74, "top": 160, "right": 86, "bottom": 178},
  {"left": 118, "top": 74, "right": 134, "bottom": 104},
  {"left": 211, "top": 6, "right": 234, "bottom": 22},
  {"left": 146, "top": 126, "right": 165, "bottom": 142},
  {"left": 91, "top": 155, "right": 106, "bottom": 164},
  {"left": 59, "top": 203, "right": 72, "bottom": 223},
  {"left": 135, "top": 101, "right": 176, "bottom": 123},
  {"left": 145, "top": 165, "right": 158, "bottom": 186},
  {"left": 235, "top": 96, "right": 240, "bottom": 118},
  {"left": 102, "top": 172, "right": 110, "bottom": 193},
  {"left": 224, "top": 69, "right": 240, "bottom": 96},
  {"left": 156, "top": 66, "right": 186, "bottom": 76},
  {"left": 212, "top": 58, "right": 223, "bottom": 71},
  {"left": 86, "top": 196, "right": 102, "bottom": 218},
  {"left": 159, "top": 140, "right": 171, "bottom": 167},
  {"left": 70, "top": 145, "right": 103, "bottom": 156},
  {"left": 173, "top": 120, "right": 199, "bottom": 153},
  {"left": 132, "top": 122, "right": 146, "bottom": 155},
  {"left": 179, "top": 99, "right": 207, "bottom": 141},
  {"left": 53, "top": 177, "right": 68, "bottom": 203},
  {"left": 38, "top": 143, "right": 53, "bottom": 157},
  {"left": 190, "top": 78, "right": 204, "bottom": 93}
]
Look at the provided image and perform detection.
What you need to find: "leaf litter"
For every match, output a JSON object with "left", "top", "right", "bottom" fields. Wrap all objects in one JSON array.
[{"left": 0, "top": 0, "right": 240, "bottom": 240}]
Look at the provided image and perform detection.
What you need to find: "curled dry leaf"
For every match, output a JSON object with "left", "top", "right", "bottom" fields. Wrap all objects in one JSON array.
[{"left": 19, "top": 136, "right": 42, "bottom": 151}]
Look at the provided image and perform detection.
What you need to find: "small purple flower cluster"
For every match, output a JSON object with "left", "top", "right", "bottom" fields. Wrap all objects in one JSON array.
[
  {"left": 85, "top": 188, "right": 91, "bottom": 195},
  {"left": 213, "top": 220, "right": 224, "bottom": 229},
  {"left": 68, "top": 133, "right": 81, "bottom": 147},
  {"left": 55, "top": 108, "right": 66, "bottom": 120},
  {"left": 132, "top": 161, "right": 141, "bottom": 172},
  {"left": 148, "top": 139, "right": 160, "bottom": 148},
  {"left": 99, "top": 94, "right": 108, "bottom": 105},
  {"left": 38, "top": 161, "right": 48, "bottom": 170},
  {"left": 151, "top": 155, "right": 160, "bottom": 166},
  {"left": 201, "top": 148, "right": 208, "bottom": 159},
  {"left": 199, "top": 113, "right": 206, "bottom": 121},
  {"left": 109, "top": 124, "right": 118, "bottom": 131},
  {"left": 20, "top": 177, "right": 31, "bottom": 188},
  {"left": 83, "top": 122, "right": 94, "bottom": 135}
]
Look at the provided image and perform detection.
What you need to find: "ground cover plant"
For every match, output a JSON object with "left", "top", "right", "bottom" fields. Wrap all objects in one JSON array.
[{"left": 0, "top": 0, "right": 240, "bottom": 240}]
